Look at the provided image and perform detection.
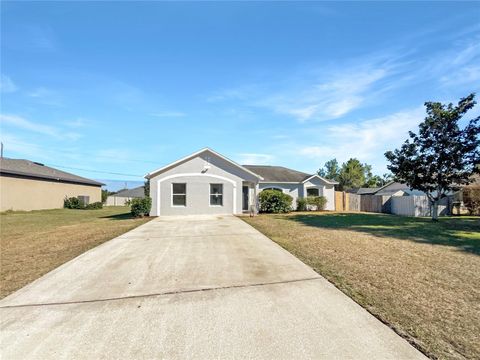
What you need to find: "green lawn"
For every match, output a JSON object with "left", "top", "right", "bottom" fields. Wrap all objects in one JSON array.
[
  {"left": 0, "top": 207, "right": 151, "bottom": 298},
  {"left": 242, "top": 212, "right": 480, "bottom": 360}
]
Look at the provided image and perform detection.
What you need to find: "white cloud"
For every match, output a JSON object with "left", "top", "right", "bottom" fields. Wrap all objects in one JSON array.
[
  {"left": 0, "top": 75, "right": 18, "bottom": 93},
  {"left": 0, "top": 114, "right": 82, "bottom": 141},
  {"left": 298, "top": 106, "right": 425, "bottom": 170},
  {"left": 27, "top": 87, "right": 64, "bottom": 106},
  {"left": 237, "top": 153, "right": 274, "bottom": 165}
]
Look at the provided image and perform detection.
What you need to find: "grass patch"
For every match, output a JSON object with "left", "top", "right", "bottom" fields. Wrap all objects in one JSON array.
[
  {"left": 242, "top": 212, "right": 480, "bottom": 360},
  {"left": 0, "top": 207, "right": 151, "bottom": 299}
]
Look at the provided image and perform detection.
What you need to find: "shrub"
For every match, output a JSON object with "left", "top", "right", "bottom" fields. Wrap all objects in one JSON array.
[
  {"left": 463, "top": 187, "right": 480, "bottom": 215},
  {"left": 131, "top": 197, "right": 152, "bottom": 217},
  {"left": 259, "top": 190, "right": 293, "bottom": 213},
  {"left": 85, "top": 202, "right": 103, "bottom": 210},
  {"left": 296, "top": 197, "right": 307, "bottom": 211},
  {"left": 64, "top": 196, "right": 82, "bottom": 209},
  {"left": 306, "top": 196, "right": 327, "bottom": 211}
]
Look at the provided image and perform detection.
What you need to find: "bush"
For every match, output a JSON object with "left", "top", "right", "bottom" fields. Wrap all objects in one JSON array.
[
  {"left": 463, "top": 187, "right": 480, "bottom": 215},
  {"left": 306, "top": 196, "right": 327, "bottom": 211},
  {"left": 64, "top": 196, "right": 82, "bottom": 209},
  {"left": 131, "top": 197, "right": 152, "bottom": 217},
  {"left": 296, "top": 197, "right": 307, "bottom": 211},
  {"left": 85, "top": 201, "right": 103, "bottom": 210},
  {"left": 259, "top": 190, "right": 293, "bottom": 213}
]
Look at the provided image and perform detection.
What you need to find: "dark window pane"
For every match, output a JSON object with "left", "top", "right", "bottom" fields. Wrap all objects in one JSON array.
[
  {"left": 173, "top": 194, "right": 186, "bottom": 206},
  {"left": 210, "top": 184, "right": 223, "bottom": 195},
  {"left": 307, "top": 188, "right": 319, "bottom": 197},
  {"left": 173, "top": 183, "right": 186, "bottom": 194},
  {"left": 210, "top": 194, "right": 223, "bottom": 206}
]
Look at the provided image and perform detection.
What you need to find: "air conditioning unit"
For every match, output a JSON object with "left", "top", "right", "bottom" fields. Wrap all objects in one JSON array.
[{"left": 78, "top": 195, "right": 90, "bottom": 207}]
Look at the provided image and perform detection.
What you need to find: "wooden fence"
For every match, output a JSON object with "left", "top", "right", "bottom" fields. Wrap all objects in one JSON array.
[{"left": 335, "top": 191, "right": 451, "bottom": 217}]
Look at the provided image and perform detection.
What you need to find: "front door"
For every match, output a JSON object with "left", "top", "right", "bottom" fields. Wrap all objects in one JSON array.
[{"left": 242, "top": 186, "right": 249, "bottom": 211}]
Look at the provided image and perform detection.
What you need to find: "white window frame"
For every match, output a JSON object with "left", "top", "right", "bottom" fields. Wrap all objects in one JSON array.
[
  {"left": 172, "top": 183, "right": 187, "bottom": 207},
  {"left": 209, "top": 183, "right": 223, "bottom": 207}
]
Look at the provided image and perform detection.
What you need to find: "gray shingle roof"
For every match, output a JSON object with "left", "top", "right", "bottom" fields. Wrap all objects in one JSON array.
[
  {"left": 0, "top": 158, "right": 104, "bottom": 186},
  {"left": 356, "top": 187, "right": 380, "bottom": 195},
  {"left": 243, "top": 165, "right": 311, "bottom": 182},
  {"left": 114, "top": 186, "right": 145, "bottom": 198}
]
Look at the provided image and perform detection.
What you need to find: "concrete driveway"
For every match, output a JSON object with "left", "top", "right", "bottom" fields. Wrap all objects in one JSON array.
[{"left": 0, "top": 215, "right": 425, "bottom": 359}]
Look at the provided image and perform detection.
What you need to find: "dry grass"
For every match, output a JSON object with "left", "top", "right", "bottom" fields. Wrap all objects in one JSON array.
[
  {"left": 0, "top": 207, "right": 151, "bottom": 299},
  {"left": 242, "top": 212, "right": 480, "bottom": 360}
]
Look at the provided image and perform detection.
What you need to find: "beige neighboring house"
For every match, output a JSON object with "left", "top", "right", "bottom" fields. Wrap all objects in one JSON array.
[
  {"left": 106, "top": 186, "right": 145, "bottom": 206},
  {"left": 0, "top": 158, "right": 103, "bottom": 211}
]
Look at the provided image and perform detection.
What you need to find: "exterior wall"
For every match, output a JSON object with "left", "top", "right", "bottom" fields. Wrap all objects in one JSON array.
[
  {"left": 303, "top": 177, "right": 335, "bottom": 211},
  {"left": 258, "top": 179, "right": 335, "bottom": 211},
  {"left": 105, "top": 196, "right": 133, "bottom": 206},
  {"left": 258, "top": 182, "right": 302, "bottom": 209},
  {"left": 149, "top": 151, "right": 258, "bottom": 216},
  {"left": 0, "top": 175, "right": 101, "bottom": 211}
]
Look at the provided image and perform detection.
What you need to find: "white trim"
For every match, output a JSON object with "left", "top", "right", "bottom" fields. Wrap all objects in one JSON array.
[
  {"left": 302, "top": 174, "right": 338, "bottom": 185},
  {"left": 157, "top": 173, "right": 237, "bottom": 214},
  {"left": 145, "top": 147, "right": 264, "bottom": 180},
  {"left": 260, "top": 186, "right": 286, "bottom": 193},
  {"left": 259, "top": 181, "right": 300, "bottom": 184}
]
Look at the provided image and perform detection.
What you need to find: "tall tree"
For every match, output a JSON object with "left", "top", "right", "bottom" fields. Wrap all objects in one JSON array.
[
  {"left": 317, "top": 158, "right": 340, "bottom": 181},
  {"left": 338, "top": 158, "right": 366, "bottom": 190},
  {"left": 385, "top": 93, "right": 480, "bottom": 220}
]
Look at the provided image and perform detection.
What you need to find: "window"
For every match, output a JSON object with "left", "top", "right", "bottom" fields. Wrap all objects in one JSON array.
[
  {"left": 263, "top": 188, "right": 282, "bottom": 192},
  {"left": 172, "top": 183, "right": 186, "bottom": 206},
  {"left": 307, "top": 188, "right": 319, "bottom": 197},
  {"left": 210, "top": 184, "right": 223, "bottom": 206}
]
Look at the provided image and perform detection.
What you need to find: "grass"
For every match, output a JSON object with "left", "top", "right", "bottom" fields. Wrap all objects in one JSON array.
[
  {"left": 242, "top": 212, "right": 480, "bottom": 360},
  {"left": 0, "top": 207, "right": 151, "bottom": 299}
]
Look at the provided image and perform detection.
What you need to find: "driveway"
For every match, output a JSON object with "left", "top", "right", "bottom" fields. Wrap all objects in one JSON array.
[{"left": 0, "top": 215, "right": 425, "bottom": 359}]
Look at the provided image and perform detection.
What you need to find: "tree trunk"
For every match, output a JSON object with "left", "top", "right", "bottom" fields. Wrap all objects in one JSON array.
[{"left": 432, "top": 201, "right": 439, "bottom": 221}]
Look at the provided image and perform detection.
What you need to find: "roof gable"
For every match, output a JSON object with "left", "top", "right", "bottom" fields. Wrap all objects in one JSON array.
[{"left": 145, "top": 148, "right": 263, "bottom": 180}]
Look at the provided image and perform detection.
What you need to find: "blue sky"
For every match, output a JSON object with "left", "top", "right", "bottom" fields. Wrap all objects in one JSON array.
[{"left": 1, "top": 2, "right": 479, "bottom": 190}]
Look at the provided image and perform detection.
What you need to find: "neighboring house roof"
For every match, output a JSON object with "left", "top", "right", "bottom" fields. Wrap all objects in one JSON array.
[
  {"left": 0, "top": 158, "right": 104, "bottom": 186},
  {"left": 114, "top": 186, "right": 145, "bottom": 198},
  {"left": 355, "top": 187, "right": 380, "bottom": 195},
  {"left": 373, "top": 181, "right": 425, "bottom": 196},
  {"left": 145, "top": 148, "right": 263, "bottom": 180},
  {"left": 243, "top": 165, "right": 338, "bottom": 184}
]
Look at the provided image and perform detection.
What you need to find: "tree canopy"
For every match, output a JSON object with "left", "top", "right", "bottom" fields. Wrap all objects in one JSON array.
[
  {"left": 385, "top": 93, "right": 480, "bottom": 220},
  {"left": 318, "top": 158, "right": 390, "bottom": 190}
]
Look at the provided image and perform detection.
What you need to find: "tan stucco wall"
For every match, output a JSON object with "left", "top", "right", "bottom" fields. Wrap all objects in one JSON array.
[{"left": 0, "top": 176, "right": 101, "bottom": 211}]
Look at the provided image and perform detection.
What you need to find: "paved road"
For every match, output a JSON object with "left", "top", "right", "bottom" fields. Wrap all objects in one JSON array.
[{"left": 0, "top": 215, "right": 426, "bottom": 359}]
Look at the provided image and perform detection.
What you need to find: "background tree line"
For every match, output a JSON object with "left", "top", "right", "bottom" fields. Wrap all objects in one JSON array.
[{"left": 317, "top": 158, "right": 392, "bottom": 191}]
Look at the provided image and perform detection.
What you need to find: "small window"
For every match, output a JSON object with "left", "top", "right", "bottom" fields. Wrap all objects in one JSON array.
[
  {"left": 263, "top": 188, "right": 282, "bottom": 192},
  {"left": 307, "top": 188, "right": 319, "bottom": 197},
  {"left": 210, "top": 184, "right": 223, "bottom": 206},
  {"left": 172, "top": 183, "right": 186, "bottom": 206}
]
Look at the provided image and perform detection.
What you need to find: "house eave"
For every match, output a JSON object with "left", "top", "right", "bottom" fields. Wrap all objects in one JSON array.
[{"left": 145, "top": 147, "right": 264, "bottom": 181}]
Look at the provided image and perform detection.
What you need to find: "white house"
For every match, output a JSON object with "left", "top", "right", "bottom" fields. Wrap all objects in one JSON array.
[
  {"left": 105, "top": 186, "right": 144, "bottom": 206},
  {"left": 145, "top": 148, "right": 337, "bottom": 216}
]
